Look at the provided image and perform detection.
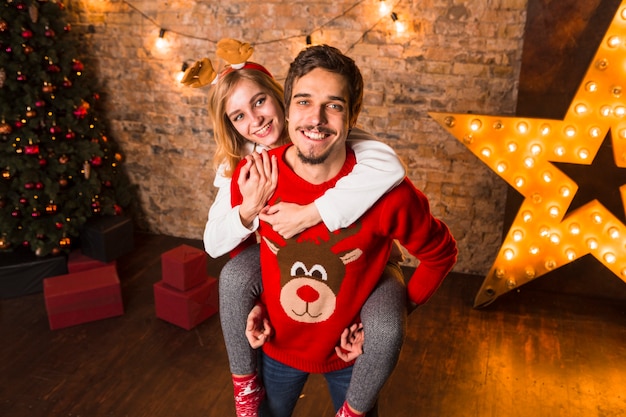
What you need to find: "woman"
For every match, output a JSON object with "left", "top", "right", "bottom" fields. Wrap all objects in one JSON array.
[{"left": 198, "top": 40, "right": 408, "bottom": 417}]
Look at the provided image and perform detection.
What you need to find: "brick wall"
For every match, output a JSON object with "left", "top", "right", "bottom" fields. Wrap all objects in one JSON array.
[{"left": 64, "top": 0, "right": 528, "bottom": 275}]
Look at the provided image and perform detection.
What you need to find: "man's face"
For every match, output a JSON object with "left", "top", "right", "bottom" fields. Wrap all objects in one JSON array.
[{"left": 287, "top": 68, "right": 350, "bottom": 165}]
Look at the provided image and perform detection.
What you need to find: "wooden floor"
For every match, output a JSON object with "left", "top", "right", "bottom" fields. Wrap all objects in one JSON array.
[{"left": 1, "top": 233, "right": 625, "bottom": 417}]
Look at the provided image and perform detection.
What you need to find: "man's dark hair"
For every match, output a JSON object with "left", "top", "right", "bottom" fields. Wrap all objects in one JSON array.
[{"left": 284, "top": 44, "right": 364, "bottom": 127}]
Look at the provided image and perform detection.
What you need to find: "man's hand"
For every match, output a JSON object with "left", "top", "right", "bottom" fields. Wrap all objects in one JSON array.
[
  {"left": 245, "top": 304, "right": 273, "bottom": 349},
  {"left": 259, "top": 202, "right": 322, "bottom": 239},
  {"left": 238, "top": 150, "right": 278, "bottom": 228},
  {"left": 335, "top": 322, "right": 364, "bottom": 362}
]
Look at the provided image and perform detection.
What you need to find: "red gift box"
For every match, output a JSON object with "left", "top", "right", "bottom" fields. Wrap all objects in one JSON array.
[
  {"left": 44, "top": 265, "right": 124, "bottom": 330},
  {"left": 67, "top": 250, "right": 116, "bottom": 274},
  {"left": 153, "top": 277, "right": 218, "bottom": 330},
  {"left": 161, "top": 244, "right": 207, "bottom": 291}
]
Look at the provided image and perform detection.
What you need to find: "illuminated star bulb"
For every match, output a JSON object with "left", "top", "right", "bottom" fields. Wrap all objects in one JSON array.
[
  {"left": 512, "top": 229, "right": 524, "bottom": 242},
  {"left": 585, "top": 81, "right": 598, "bottom": 92},
  {"left": 507, "top": 142, "right": 518, "bottom": 152},
  {"left": 589, "top": 126, "right": 602, "bottom": 137},
  {"left": 517, "top": 121, "right": 529, "bottom": 134},
  {"left": 564, "top": 125, "right": 577, "bottom": 137},
  {"left": 470, "top": 118, "right": 482, "bottom": 131},
  {"left": 604, "top": 252, "right": 617, "bottom": 264},
  {"left": 568, "top": 223, "right": 581, "bottom": 235},
  {"left": 615, "top": 106, "right": 626, "bottom": 117},
  {"left": 587, "top": 238, "right": 599, "bottom": 250},
  {"left": 504, "top": 248, "right": 514, "bottom": 260},
  {"left": 607, "top": 35, "right": 621, "bottom": 48},
  {"left": 575, "top": 103, "right": 588, "bottom": 115},
  {"left": 608, "top": 227, "right": 620, "bottom": 239},
  {"left": 566, "top": 248, "right": 577, "bottom": 261}
]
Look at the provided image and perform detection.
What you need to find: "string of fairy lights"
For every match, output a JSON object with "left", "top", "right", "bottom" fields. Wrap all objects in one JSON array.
[{"left": 120, "top": 0, "right": 407, "bottom": 61}]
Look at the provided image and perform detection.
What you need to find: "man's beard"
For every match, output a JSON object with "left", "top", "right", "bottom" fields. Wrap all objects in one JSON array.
[{"left": 295, "top": 146, "right": 332, "bottom": 165}]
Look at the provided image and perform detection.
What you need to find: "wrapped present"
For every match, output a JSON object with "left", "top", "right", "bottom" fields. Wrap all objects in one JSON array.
[
  {"left": 153, "top": 277, "right": 218, "bottom": 330},
  {"left": 44, "top": 265, "right": 124, "bottom": 330},
  {"left": 161, "top": 244, "right": 207, "bottom": 291},
  {"left": 81, "top": 215, "right": 133, "bottom": 262},
  {"left": 0, "top": 247, "right": 67, "bottom": 299},
  {"left": 67, "top": 250, "right": 116, "bottom": 274}
]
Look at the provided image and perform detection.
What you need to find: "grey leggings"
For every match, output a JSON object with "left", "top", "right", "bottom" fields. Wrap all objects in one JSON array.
[{"left": 218, "top": 243, "right": 407, "bottom": 413}]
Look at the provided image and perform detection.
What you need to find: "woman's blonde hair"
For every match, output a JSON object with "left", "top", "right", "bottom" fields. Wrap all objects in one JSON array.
[{"left": 208, "top": 67, "right": 288, "bottom": 178}]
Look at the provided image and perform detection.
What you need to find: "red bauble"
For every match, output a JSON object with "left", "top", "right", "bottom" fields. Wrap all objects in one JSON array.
[
  {"left": 11, "top": 209, "right": 21, "bottom": 218},
  {"left": 35, "top": 182, "right": 44, "bottom": 190},
  {"left": 91, "top": 156, "right": 103, "bottom": 166},
  {"left": 72, "top": 60, "right": 84, "bottom": 71},
  {"left": 24, "top": 182, "right": 35, "bottom": 190},
  {"left": 23, "top": 45, "right": 33, "bottom": 54},
  {"left": 62, "top": 78, "right": 72, "bottom": 88},
  {"left": 55, "top": 222, "right": 63, "bottom": 230},
  {"left": 65, "top": 131, "right": 75, "bottom": 140},
  {"left": 16, "top": 73, "right": 26, "bottom": 81},
  {"left": 114, "top": 205, "right": 123, "bottom": 215},
  {"left": 44, "top": 28, "right": 55, "bottom": 37},
  {"left": 49, "top": 125, "right": 61, "bottom": 134},
  {"left": 31, "top": 210, "right": 41, "bottom": 218},
  {"left": 35, "top": 100, "right": 46, "bottom": 107},
  {"left": 19, "top": 197, "right": 28, "bottom": 205},
  {"left": 38, "top": 158, "right": 47, "bottom": 167},
  {"left": 0, "top": 122, "right": 11, "bottom": 134},
  {"left": 47, "top": 64, "right": 61, "bottom": 73},
  {"left": 21, "top": 29, "right": 33, "bottom": 39}
]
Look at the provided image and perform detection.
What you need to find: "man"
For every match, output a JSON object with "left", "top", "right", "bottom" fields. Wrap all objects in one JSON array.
[{"left": 230, "top": 44, "right": 457, "bottom": 417}]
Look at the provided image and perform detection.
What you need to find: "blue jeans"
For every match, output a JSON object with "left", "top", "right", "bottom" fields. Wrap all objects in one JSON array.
[{"left": 259, "top": 351, "right": 353, "bottom": 417}]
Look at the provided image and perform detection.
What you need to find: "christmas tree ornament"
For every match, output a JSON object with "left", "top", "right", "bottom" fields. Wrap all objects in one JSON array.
[
  {"left": 0, "top": 120, "right": 11, "bottom": 134},
  {"left": 83, "top": 161, "right": 91, "bottom": 179},
  {"left": 59, "top": 237, "right": 71, "bottom": 248},
  {"left": 58, "top": 154, "right": 68, "bottom": 164},
  {"left": 23, "top": 44, "right": 33, "bottom": 54},
  {"left": 0, "top": 236, "right": 11, "bottom": 250},
  {"left": 29, "top": 4, "right": 38, "bottom": 23},
  {"left": 25, "top": 107, "right": 36, "bottom": 118},
  {"left": 42, "top": 82, "right": 54, "bottom": 93},
  {"left": 0, "top": 68, "right": 5, "bottom": 87},
  {"left": 0, "top": 20, "right": 8, "bottom": 32},
  {"left": 21, "top": 29, "right": 33, "bottom": 39}
]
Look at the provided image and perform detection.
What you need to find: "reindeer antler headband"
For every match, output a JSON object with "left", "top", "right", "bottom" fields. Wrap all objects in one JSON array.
[{"left": 180, "top": 38, "right": 273, "bottom": 88}]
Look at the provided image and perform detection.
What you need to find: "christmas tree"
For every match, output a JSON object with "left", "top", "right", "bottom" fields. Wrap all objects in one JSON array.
[{"left": 0, "top": 0, "right": 132, "bottom": 257}]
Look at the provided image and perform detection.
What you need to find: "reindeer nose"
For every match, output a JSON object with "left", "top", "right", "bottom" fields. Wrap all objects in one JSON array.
[{"left": 296, "top": 285, "right": 320, "bottom": 303}]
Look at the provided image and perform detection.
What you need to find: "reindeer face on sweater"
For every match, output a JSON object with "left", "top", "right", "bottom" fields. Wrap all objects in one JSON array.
[{"left": 263, "top": 226, "right": 362, "bottom": 323}]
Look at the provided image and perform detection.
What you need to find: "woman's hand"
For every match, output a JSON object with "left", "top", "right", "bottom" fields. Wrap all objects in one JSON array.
[
  {"left": 238, "top": 150, "right": 278, "bottom": 228},
  {"left": 335, "top": 322, "right": 364, "bottom": 362},
  {"left": 245, "top": 304, "right": 273, "bottom": 349}
]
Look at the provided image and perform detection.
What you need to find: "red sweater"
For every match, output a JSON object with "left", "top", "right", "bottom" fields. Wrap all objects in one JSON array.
[{"left": 231, "top": 144, "right": 457, "bottom": 373}]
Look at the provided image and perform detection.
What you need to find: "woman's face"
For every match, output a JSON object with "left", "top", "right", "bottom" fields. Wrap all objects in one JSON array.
[{"left": 225, "top": 78, "right": 285, "bottom": 149}]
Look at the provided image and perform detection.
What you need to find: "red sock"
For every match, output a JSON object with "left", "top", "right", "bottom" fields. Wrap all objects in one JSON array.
[
  {"left": 232, "top": 373, "right": 265, "bottom": 417},
  {"left": 335, "top": 401, "right": 364, "bottom": 417}
]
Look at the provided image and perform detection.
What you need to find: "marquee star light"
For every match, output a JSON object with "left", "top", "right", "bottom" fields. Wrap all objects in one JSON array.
[{"left": 430, "top": 1, "right": 626, "bottom": 307}]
